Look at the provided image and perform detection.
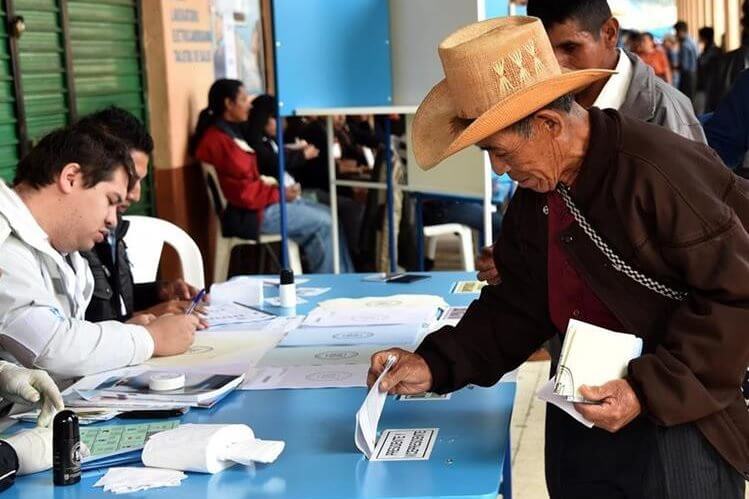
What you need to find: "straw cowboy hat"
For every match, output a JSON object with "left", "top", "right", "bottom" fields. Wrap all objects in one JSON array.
[{"left": 412, "top": 16, "right": 614, "bottom": 169}]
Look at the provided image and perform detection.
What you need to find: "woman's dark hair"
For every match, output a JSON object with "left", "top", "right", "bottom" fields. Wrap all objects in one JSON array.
[
  {"left": 244, "top": 94, "right": 276, "bottom": 144},
  {"left": 189, "top": 78, "right": 244, "bottom": 154}
]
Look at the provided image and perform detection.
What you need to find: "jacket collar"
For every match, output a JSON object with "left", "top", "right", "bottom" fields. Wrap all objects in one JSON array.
[
  {"left": 620, "top": 50, "right": 658, "bottom": 122},
  {"left": 569, "top": 108, "right": 620, "bottom": 209},
  {"left": 0, "top": 181, "right": 55, "bottom": 254}
]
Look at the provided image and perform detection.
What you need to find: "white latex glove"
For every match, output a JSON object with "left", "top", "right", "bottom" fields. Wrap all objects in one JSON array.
[
  {"left": 0, "top": 362, "right": 63, "bottom": 427},
  {"left": 4, "top": 428, "right": 90, "bottom": 476}
]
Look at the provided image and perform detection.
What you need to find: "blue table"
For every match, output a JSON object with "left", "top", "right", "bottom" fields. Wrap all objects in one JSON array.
[{"left": 8, "top": 272, "right": 515, "bottom": 499}]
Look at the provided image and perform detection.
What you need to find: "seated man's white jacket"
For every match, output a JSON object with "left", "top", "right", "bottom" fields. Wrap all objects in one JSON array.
[{"left": 0, "top": 182, "right": 154, "bottom": 378}]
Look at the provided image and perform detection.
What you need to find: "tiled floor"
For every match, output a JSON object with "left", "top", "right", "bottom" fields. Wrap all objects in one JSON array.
[{"left": 508, "top": 361, "right": 550, "bottom": 499}]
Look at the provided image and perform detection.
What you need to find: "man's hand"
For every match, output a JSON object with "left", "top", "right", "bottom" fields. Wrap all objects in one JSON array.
[
  {"left": 574, "top": 379, "right": 642, "bottom": 432},
  {"left": 0, "top": 362, "right": 63, "bottom": 427},
  {"left": 158, "top": 279, "right": 206, "bottom": 302},
  {"left": 303, "top": 144, "right": 320, "bottom": 160},
  {"left": 145, "top": 314, "right": 199, "bottom": 357},
  {"left": 285, "top": 184, "right": 301, "bottom": 202},
  {"left": 127, "top": 313, "right": 156, "bottom": 326},
  {"left": 475, "top": 245, "right": 501, "bottom": 285},
  {"left": 367, "top": 348, "right": 433, "bottom": 395}
]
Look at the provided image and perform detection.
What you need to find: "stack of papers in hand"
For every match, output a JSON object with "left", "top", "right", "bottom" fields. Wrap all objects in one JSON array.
[
  {"left": 64, "top": 366, "right": 244, "bottom": 409},
  {"left": 554, "top": 319, "right": 643, "bottom": 402},
  {"left": 94, "top": 467, "right": 187, "bottom": 494},
  {"left": 537, "top": 319, "right": 643, "bottom": 427}
]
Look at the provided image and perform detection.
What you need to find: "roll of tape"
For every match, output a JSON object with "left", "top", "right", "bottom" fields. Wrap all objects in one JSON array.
[{"left": 149, "top": 373, "right": 186, "bottom": 392}]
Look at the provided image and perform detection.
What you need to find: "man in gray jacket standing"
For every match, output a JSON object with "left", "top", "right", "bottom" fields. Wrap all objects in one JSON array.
[{"left": 476, "top": 0, "right": 705, "bottom": 285}]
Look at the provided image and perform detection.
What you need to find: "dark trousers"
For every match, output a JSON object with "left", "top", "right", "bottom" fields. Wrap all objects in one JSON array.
[{"left": 545, "top": 404, "right": 745, "bottom": 498}]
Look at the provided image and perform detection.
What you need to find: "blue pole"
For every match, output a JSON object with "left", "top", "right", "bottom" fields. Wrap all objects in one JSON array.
[
  {"left": 270, "top": 3, "right": 289, "bottom": 269},
  {"left": 415, "top": 192, "right": 424, "bottom": 271},
  {"left": 385, "top": 118, "right": 396, "bottom": 274}
]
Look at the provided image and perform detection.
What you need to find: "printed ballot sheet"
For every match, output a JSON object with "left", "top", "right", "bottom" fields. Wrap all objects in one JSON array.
[
  {"left": 146, "top": 329, "right": 285, "bottom": 374},
  {"left": 278, "top": 323, "right": 423, "bottom": 347},
  {"left": 258, "top": 344, "right": 390, "bottom": 368},
  {"left": 205, "top": 303, "right": 275, "bottom": 328},
  {"left": 355, "top": 355, "right": 396, "bottom": 458},
  {"left": 303, "top": 306, "right": 439, "bottom": 328},
  {"left": 241, "top": 364, "right": 369, "bottom": 390}
]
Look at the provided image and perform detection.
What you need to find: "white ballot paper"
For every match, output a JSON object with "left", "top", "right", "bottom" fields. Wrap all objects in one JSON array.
[
  {"left": 318, "top": 295, "right": 448, "bottom": 310},
  {"left": 355, "top": 355, "right": 396, "bottom": 458},
  {"left": 354, "top": 355, "right": 439, "bottom": 461},
  {"left": 258, "top": 344, "right": 389, "bottom": 368},
  {"left": 554, "top": 319, "right": 643, "bottom": 403},
  {"left": 278, "top": 323, "right": 423, "bottom": 347},
  {"left": 304, "top": 306, "right": 438, "bottom": 328},
  {"left": 210, "top": 277, "right": 264, "bottom": 306},
  {"left": 241, "top": 364, "right": 369, "bottom": 390},
  {"left": 205, "top": 303, "right": 275, "bottom": 328},
  {"left": 537, "top": 378, "right": 594, "bottom": 428}
]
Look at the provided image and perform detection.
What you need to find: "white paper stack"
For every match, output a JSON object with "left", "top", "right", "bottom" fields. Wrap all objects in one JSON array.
[
  {"left": 554, "top": 319, "right": 643, "bottom": 402},
  {"left": 94, "top": 467, "right": 187, "bottom": 494},
  {"left": 536, "top": 319, "right": 643, "bottom": 428}
]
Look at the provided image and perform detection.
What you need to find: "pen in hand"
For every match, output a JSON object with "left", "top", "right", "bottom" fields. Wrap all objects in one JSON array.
[{"left": 185, "top": 288, "right": 207, "bottom": 315}]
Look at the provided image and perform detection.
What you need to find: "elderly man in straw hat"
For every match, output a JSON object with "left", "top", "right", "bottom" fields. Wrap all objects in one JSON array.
[{"left": 368, "top": 17, "right": 748, "bottom": 498}]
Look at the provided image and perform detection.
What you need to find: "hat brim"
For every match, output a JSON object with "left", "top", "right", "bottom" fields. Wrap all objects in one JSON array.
[{"left": 411, "top": 69, "right": 615, "bottom": 170}]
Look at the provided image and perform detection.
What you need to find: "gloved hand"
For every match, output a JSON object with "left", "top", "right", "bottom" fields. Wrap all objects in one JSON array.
[
  {"left": 4, "top": 428, "right": 89, "bottom": 475},
  {"left": 0, "top": 362, "right": 63, "bottom": 427}
]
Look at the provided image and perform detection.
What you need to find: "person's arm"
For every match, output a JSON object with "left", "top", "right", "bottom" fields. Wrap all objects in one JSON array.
[
  {"left": 627, "top": 151, "right": 749, "bottom": 425},
  {"left": 0, "top": 240, "right": 154, "bottom": 378},
  {"left": 196, "top": 132, "right": 280, "bottom": 211},
  {"left": 133, "top": 282, "right": 160, "bottom": 311},
  {"left": 0, "top": 441, "right": 17, "bottom": 491},
  {"left": 704, "top": 70, "right": 749, "bottom": 169},
  {"left": 414, "top": 192, "right": 556, "bottom": 392}
]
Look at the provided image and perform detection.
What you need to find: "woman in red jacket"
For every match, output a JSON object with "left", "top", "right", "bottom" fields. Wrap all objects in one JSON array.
[{"left": 192, "top": 79, "right": 352, "bottom": 273}]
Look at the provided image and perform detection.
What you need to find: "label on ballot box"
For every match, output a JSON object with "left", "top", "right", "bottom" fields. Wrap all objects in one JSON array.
[{"left": 372, "top": 428, "right": 439, "bottom": 461}]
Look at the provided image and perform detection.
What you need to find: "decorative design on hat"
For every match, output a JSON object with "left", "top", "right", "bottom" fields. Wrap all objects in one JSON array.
[
  {"left": 509, "top": 49, "right": 531, "bottom": 83},
  {"left": 524, "top": 39, "right": 545, "bottom": 76},
  {"left": 492, "top": 59, "right": 515, "bottom": 95}
]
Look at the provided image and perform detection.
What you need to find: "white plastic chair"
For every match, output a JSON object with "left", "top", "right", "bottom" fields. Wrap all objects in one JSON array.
[
  {"left": 122, "top": 215, "right": 205, "bottom": 289},
  {"left": 424, "top": 223, "right": 475, "bottom": 271},
  {"left": 201, "top": 162, "right": 302, "bottom": 283}
]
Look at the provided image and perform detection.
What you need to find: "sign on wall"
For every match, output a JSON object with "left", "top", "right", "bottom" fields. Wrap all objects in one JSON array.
[{"left": 211, "top": 0, "right": 266, "bottom": 95}]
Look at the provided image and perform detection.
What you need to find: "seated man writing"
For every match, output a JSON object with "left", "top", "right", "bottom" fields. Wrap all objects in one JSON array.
[
  {"left": 0, "top": 122, "right": 198, "bottom": 378},
  {"left": 76, "top": 107, "right": 207, "bottom": 325}
]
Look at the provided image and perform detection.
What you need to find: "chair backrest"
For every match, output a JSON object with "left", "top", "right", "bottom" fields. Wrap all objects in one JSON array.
[
  {"left": 122, "top": 215, "right": 205, "bottom": 289},
  {"left": 201, "top": 162, "right": 227, "bottom": 216}
]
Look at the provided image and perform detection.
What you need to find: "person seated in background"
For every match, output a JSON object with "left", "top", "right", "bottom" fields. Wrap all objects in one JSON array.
[
  {"left": 0, "top": 361, "right": 65, "bottom": 490},
  {"left": 77, "top": 107, "right": 208, "bottom": 325},
  {"left": 0, "top": 123, "right": 198, "bottom": 378},
  {"left": 243, "top": 94, "right": 320, "bottom": 183},
  {"left": 635, "top": 32, "right": 672, "bottom": 84},
  {"left": 191, "top": 79, "right": 353, "bottom": 273},
  {"left": 246, "top": 96, "right": 365, "bottom": 269}
]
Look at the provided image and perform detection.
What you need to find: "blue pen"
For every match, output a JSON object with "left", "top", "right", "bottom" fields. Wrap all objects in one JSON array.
[{"left": 185, "top": 288, "right": 206, "bottom": 315}]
